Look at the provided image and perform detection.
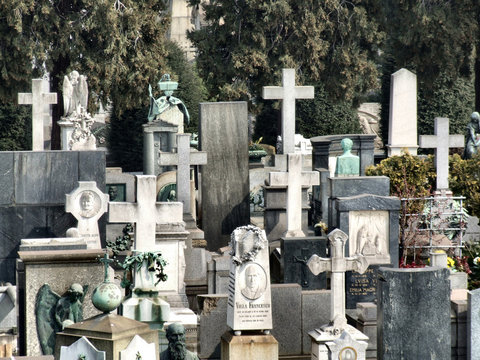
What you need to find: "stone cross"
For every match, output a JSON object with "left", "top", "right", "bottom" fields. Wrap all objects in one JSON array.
[
  {"left": 158, "top": 133, "right": 207, "bottom": 216},
  {"left": 419, "top": 117, "right": 464, "bottom": 190},
  {"left": 307, "top": 229, "right": 368, "bottom": 334},
  {"left": 65, "top": 181, "right": 109, "bottom": 249},
  {"left": 108, "top": 175, "right": 183, "bottom": 251},
  {"left": 18, "top": 78, "right": 57, "bottom": 151},
  {"left": 262, "top": 68, "right": 314, "bottom": 154},
  {"left": 269, "top": 153, "right": 320, "bottom": 237}
]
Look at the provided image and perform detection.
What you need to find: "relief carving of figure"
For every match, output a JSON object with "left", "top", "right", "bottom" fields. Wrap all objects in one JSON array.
[
  {"left": 240, "top": 263, "right": 266, "bottom": 300},
  {"left": 355, "top": 225, "right": 379, "bottom": 256},
  {"left": 78, "top": 191, "right": 99, "bottom": 218},
  {"left": 63, "top": 71, "right": 88, "bottom": 116},
  {"left": 35, "top": 283, "right": 88, "bottom": 355}
]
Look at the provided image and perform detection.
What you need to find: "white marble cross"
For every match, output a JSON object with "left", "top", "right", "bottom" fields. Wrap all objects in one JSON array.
[
  {"left": 108, "top": 175, "right": 183, "bottom": 251},
  {"left": 419, "top": 117, "right": 464, "bottom": 190},
  {"left": 158, "top": 133, "right": 207, "bottom": 215},
  {"left": 65, "top": 181, "right": 109, "bottom": 249},
  {"left": 262, "top": 68, "right": 314, "bottom": 154},
  {"left": 269, "top": 153, "right": 319, "bottom": 237},
  {"left": 119, "top": 335, "right": 156, "bottom": 360},
  {"left": 18, "top": 78, "right": 57, "bottom": 151},
  {"left": 307, "top": 229, "right": 368, "bottom": 334},
  {"left": 60, "top": 336, "right": 105, "bottom": 360}
]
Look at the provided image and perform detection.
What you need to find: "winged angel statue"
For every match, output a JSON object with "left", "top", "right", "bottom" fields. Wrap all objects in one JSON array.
[
  {"left": 63, "top": 70, "right": 88, "bottom": 116},
  {"left": 35, "top": 283, "right": 88, "bottom": 355}
]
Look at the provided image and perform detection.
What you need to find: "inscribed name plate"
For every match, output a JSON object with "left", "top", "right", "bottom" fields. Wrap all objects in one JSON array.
[{"left": 227, "top": 225, "right": 273, "bottom": 331}]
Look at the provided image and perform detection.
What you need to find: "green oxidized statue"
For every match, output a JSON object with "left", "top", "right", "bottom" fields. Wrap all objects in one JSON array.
[
  {"left": 160, "top": 323, "right": 199, "bottom": 360},
  {"left": 147, "top": 74, "right": 190, "bottom": 124},
  {"left": 35, "top": 283, "right": 88, "bottom": 355},
  {"left": 335, "top": 138, "right": 360, "bottom": 176}
]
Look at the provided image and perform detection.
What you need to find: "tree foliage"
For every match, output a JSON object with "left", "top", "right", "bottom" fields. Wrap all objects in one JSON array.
[
  {"left": 188, "top": 0, "right": 384, "bottom": 140},
  {"left": 378, "top": 0, "right": 478, "bottom": 145},
  {"left": 1, "top": 0, "right": 172, "bottom": 148}
]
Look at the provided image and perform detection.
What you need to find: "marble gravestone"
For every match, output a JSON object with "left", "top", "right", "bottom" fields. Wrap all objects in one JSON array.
[
  {"left": 119, "top": 335, "right": 156, "bottom": 360},
  {"left": 227, "top": 225, "right": 273, "bottom": 334},
  {"left": 199, "top": 102, "right": 250, "bottom": 251},
  {"left": 66, "top": 181, "right": 109, "bottom": 249},
  {"left": 18, "top": 78, "right": 57, "bottom": 151},
  {"left": 388, "top": 68, "right": 418, "bottom": 156},
  {"left": 60, "top": 336, "right": 105, "bottom": 360}
]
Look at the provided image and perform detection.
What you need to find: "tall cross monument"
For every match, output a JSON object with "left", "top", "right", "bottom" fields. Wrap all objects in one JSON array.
[
  {"left": 262, "top": 68, "right": 314, "bottom": 154},
  {"left": 18, "top": 78, "right": 57, "bottom": 151},
  {"left": 419, "top": 117, "right": 464, "bottom": 191}
]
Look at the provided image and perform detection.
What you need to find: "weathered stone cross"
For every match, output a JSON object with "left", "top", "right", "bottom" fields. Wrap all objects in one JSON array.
[
  {"left": 158, "top": 133, "right": 207, "bottom": 216},
  {"left": 262, "top": 68, "right": 314, "bottom": 154},
  {"left": 108, "top": 175, "right": 183, "bottom": 251},
  {"left": 419, "top": 117, "right": 464, "bottom": 191},
  {"left": 307, "top": 229, "right": 368, "bottom": 334},
  {"left": 269, "top": 153, "right": 319, "bottom": 237},
  {"left": 18, "top": 78, "right": 57, "bottom": 151}
]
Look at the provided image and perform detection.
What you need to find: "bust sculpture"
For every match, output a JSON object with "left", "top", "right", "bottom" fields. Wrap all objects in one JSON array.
[
  {"left": 160, "top": 323, "right": 199, "bottom": 360},
  {"left": 335, "top": 138, "right": 360, "bottom": 177}
]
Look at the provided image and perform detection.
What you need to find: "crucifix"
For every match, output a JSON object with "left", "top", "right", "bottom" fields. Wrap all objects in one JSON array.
[
  {"left": 158, "top": 133, "right": 207, "bottom": 219},
  {"left": 269, "top": 153, "right": 320, "bottom": 237},
  {"left": 262, "top": 68, "right": 314, "bottom": 154},
  {"left": 108, "top": 175, "right": 183, "bottom": 251},
  {"left": 18, "top": 78, "right": 57, "bottom": 151},
  {"left": 293, "top": 248, "right": 310, "bottom": 288},
  {"left": 419, "top": 117, "right": 464, "bottom": 191},
  {"left": 98, "top": 252, "right": 115, "bottom": 283},
  {"left": 307, "top": 229, "right": 368, "bottom": 334}
]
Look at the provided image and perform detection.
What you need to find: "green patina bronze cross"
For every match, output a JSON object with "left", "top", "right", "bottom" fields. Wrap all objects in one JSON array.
[{"left": 99, "top": 251, "right": 114, "bottom": 283}]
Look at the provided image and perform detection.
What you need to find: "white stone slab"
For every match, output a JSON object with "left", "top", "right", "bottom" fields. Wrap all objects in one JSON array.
[
  {"left": 262, "top": 69, "right": 314, "bottom": 154},
  {"left": 119, "top": 335, "right": 156, "bottom": 360},
  {"left": 227, "top": 226, "right": 272, "bottom": 332},
  {"left": 65, "top": 181, "right": 109, "bottom": 249},
  {"left": 388, "top": 68, "right": 418, "bottom": 156},
  {"left": 60, "top": 336, "right": 105, "bottom": 360}
]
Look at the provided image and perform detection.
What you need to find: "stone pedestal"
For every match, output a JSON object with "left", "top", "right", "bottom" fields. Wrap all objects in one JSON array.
[
  {"left": 58, "top": 119, "right": 75, "bottom": 150},
  {"left": 221, "top": 332, "right": 278, "bottom": 360},
  {"left": 55, "top": 313, "right": 159, "bottom": 360},
  {"left": 309, "top": 325, "right": 368, "bottom": 360}
]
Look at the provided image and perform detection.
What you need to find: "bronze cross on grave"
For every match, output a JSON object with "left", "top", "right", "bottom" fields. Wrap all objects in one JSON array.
[{"left": 293, "top": 248, "right": 310, "bottom": 288}]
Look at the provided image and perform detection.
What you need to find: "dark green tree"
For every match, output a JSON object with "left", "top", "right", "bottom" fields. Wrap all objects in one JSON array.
[
  {"left": 1, "top": 0, "right": 171, "bottom": 149},
  {"left": 188, "top": 0, "right": 384, "bottom": 143}
]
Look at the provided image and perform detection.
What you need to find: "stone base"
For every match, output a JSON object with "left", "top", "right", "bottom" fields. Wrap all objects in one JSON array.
[
  {"left": 309, "top": 325, "right": 368, "bottom": 360},
  {"left": 221, "top": 332, "right": 278, "bottom": 360}
]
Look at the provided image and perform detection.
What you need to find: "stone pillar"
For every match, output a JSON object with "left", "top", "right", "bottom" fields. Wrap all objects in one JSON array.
[
  {"left": 377, "top": 267, "right": 450, "bottom": 359},
  {"left": 143, "top": 127, "right": 155, "bottom": 175}
]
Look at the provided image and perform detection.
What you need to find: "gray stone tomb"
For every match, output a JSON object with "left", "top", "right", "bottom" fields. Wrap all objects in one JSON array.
[
  {"left": 18, "top": 78, "right": 57, "bottom": 151},
  {"left": 199, "top": 102, "right": 250, "bottom": 251},
  {"left": 377, "top": 267, "right": 451, "bottom": 360},
  {"left": 468, "top": 288, "right": 480, "bottom": 360},
  {"left": 65, "top": 181, "right": 109, "bottom": 249}
]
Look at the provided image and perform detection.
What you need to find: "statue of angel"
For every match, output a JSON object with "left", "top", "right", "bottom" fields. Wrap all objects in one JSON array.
[
  {"left": 35, "top": 283, "right": 88, "bottom": 355},
  {"left": 63, "top": 71, "right": 89, "bottom": 117}
]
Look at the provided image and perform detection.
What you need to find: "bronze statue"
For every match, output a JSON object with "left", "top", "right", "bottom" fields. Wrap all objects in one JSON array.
[
  {"left": 464, "top": 111, "right": 480, "bottom": 159},
  {"left": 35, "top": 283, "right": 88, "bottom": 355},
  {"left": 160, "top": 323, "right": 199, "bottom": 360}
]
